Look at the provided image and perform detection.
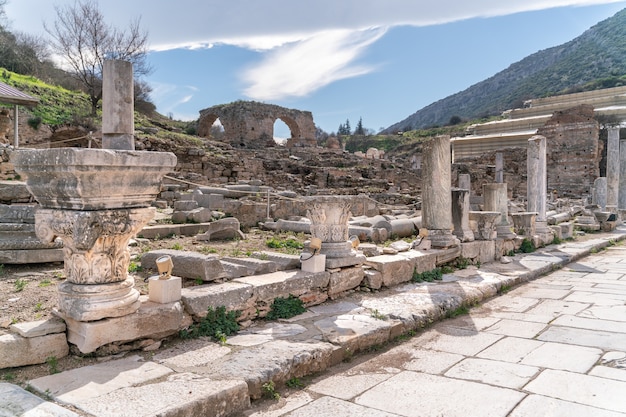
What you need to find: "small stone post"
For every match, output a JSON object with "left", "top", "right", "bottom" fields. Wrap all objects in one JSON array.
[
  {"left": 422, "top": 135, "right": 459, "bottom": 248},
  {"left": 495, "top": 152, "right": 504, "bottom": 183},
  {"left": 483, "top": 183, "right": 515, "bottom": 239},
  {"left": 527, "top": 135, "right": 549, "bottom": 234},
  {"left": 102, "top": 60, "right": 135, "bottom": 150},
  {"left": 593, "top": 177, "right": 608, "bottom": 210},
  {"left": 451, "top": 188, "right": 474, "bottom": 242},
  {"left": 607, "top": 127, "right": 620, "bottom": 212}
]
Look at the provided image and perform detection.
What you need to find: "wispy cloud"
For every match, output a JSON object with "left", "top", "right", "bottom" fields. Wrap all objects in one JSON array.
[{"left": 242, "top": 27, "right": 386, "bottom": 100}]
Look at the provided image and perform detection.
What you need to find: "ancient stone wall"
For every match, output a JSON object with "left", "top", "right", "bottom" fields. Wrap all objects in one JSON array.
[
  {"left": 197, "top": 101, "right": 316, "bottom": 149},
  {"left": 537, "top": 105, "right": 600, "bottom": 198}
]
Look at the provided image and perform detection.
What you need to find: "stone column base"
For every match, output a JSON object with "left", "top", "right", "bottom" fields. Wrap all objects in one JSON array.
[
  {"left": 427, "top": 229, "right": 460, "bottom": 249},
  {"left": 58, "top": 276, "right": 141, "bottom": 322},
  {"left": 496, "top": 223, "right": 517, "bottom": 240}
]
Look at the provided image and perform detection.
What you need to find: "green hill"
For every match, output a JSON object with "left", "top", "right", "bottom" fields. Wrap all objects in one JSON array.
[{"left": 383, "top": 8, "right": 626, "bottom": 133}]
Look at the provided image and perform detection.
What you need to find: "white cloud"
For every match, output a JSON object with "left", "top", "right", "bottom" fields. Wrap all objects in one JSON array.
[{"left": 242, "top": 27, "right": 386, "bottom": 100}]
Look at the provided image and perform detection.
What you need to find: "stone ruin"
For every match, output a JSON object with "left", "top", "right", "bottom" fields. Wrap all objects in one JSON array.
[
  {"left": 1, "top": 61, "right": 625, "bottom": 370},
  {"left": 197, "top": 101, "right": 316, "bottom": 149}
]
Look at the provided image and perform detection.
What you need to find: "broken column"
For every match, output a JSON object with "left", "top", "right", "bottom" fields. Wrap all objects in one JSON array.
[
  {"left": 593, "top": 177, "right": 607, "bottom": 210},
  {"left": 527, "top": 135, "right": 550, "bottom": 235},
  {"left": 102, "top": 60, "right": 135, "bottom": 150},
  {"left": 495, "top": 152, "right": 504, "bottom": 183},
  {"left": 607, "top": 126, "right": 620, "bottom": 213},
  {"left": 307, "top": 195, "right": 365, "bottom": 268},
  {"left": 458, "top": 173, "right": 471, "bottom": 191},
  {"left": 421, "top": 135, "right": 459, "bottom": 248},
  {"left": 483, "top": 183, "right": 515, "bottom": 239},
  {"left": 451, "top": 188, "right": 474, "bottom": 242}
]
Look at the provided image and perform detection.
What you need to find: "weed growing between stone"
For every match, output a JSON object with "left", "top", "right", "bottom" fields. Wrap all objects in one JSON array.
[
  {"left": 179, "top": 306, "right": 240, "bottom": 342},
  {"left": 412, "top": 267, "right": 443, "bottom": 283},
  {"left": 519, "top": 238, "right": 536, "bottom": 253},
  {"left": 265, "top": 294, "right": 306, "bottom": 320},
  {"left": 262, "top": 381, "right": 280, "bottom": 400}
]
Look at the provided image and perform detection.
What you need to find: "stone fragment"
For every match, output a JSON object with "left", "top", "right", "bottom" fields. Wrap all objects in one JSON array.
[
  {"left": 0, "top": 332, "right": 68, "bottom": 369},
  {"left": 10, "top": 318, "right": 66, "bottom": 338},
  {"left": 0, "top": 383, "right": 79, "bottom": 416},
  {"left": 196, "top": 217, "right": 245, "bottom": 241},
  {"left": 328, "top": 266, "right": 365, "bottom": 298},
  {"left": 141, "top": 249, "right": 228, "bottom": 281},
  {"left": 222, "top": 256, "right": 278, "bottom": 275}
]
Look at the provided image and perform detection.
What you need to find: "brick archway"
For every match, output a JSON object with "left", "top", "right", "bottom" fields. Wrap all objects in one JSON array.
[{"left": 198, "top": 101, "right": 316, "bottom": 148}]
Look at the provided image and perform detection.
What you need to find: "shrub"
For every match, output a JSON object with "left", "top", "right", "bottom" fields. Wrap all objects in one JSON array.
[
  {"left": 266, "top": 295, "right": 306, "bottom": 320},
  {"left": 180, "top": 306, "right": 240, "bottom": 341}
]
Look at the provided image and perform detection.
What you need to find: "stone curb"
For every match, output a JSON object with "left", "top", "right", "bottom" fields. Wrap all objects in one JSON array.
[{"left": 3, "top": 227, "right": 625, "bottom": 417}]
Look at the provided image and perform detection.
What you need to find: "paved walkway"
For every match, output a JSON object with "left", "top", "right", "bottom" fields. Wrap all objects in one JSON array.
[
  {"left": 244, "top": 240, "right": 626, "bottom": 417},
  {"left": 3, "top": 228, "right": 626, "bottom": 416}
]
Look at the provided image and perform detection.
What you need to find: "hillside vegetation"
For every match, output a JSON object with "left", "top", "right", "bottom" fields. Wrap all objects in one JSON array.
[{"left": 384, "top": 8, "right": 626, "bottom": 132}]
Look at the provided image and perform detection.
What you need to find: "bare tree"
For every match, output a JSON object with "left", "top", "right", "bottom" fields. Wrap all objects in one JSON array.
[{"left": 44, "top": 0, "right": 151, "bottom": 115}]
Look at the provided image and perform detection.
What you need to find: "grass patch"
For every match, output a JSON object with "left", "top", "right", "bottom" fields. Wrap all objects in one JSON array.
[
  {"left": 266, "top": 295, "right": 306, "bottom": 320},
  {"left": 519, "top": 238, "right": 536, "bottom": 253},
  {"left": 179, "top": 306, "right": 240, "bottom": 342},
  {"left": 412, "top": 267, "right": 443, "bottom": 283},
  {"left": 445, "top": 305, "right": 471, "bottom": 319},
  {"left": 14, "top": 278, "right": 28, "bottom": 292}
]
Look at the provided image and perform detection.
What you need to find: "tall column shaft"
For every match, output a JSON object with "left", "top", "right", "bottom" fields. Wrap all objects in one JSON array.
[
  {"left": 593, "top": 177, "right": 608, "bottom": 210},
  {"left": 527, "top": 135, "right": 547, "bottom": 223},
  {"left": 495, "top": 152, "right": 504, "bottom": 183},
  {"left": 422, "top": 135, "right": 458, "bottom": 248},
  {"left": 607, "top": 127, "right": 620, "bottom": 210},
  {"left": 458, "top": 173, "right": 471, "bottom": 192},
  {"left": 102, "top": 60, "right": 135, "bottom": 150},
  {"left": 619, "top": 138, "right": 626, "bottom": 211}
]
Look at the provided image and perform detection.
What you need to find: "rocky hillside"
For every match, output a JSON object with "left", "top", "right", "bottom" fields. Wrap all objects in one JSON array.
[{"left": 383, "top": 7, "right": 626, "bottom": 132}]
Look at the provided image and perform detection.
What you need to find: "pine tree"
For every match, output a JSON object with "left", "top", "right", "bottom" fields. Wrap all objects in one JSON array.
[{"left": 354, "top": 117, "right": 364, "bottom": 135}]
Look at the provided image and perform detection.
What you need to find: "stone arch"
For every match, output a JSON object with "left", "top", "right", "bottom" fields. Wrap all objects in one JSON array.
[{"left": 198, "top": 101, "right": 316, "bottom": 149}]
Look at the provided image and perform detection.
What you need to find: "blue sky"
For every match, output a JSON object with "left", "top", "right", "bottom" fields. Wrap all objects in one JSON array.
[{"left": 5, "top": 0, "right": 626, "bottom": 136}]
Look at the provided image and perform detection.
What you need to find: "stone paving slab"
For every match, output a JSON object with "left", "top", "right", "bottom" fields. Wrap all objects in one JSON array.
[
  {"left": 3, "top": 226, "right": 626, "bottom": 416},
  {"left": 0, "top": 383, "right": 80, "bottom": 417}
]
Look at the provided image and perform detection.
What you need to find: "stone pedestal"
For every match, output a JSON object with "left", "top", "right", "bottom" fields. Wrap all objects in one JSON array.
[
  {"left": 35, "top": 207, "right": 155, "bottom": 321},
  {"left": 307, "top": 196, "right": 362, "bottom": 267},
  {"left": 469, "top": 211, "right": 500, "bottom": 240},
  {"left": 510, "top": 212, "right": 537, "bottom": 237},
  {"left": 451, "top": 188, "right": 474, "bottom": 242},
  {"left": 422, "top": 135, "right": 459, "bottom": 248},
  {"left": 148, "top": 276, "right": 182, "bottom": 304},
  {"left": 301, "top": 254, "right": 326, "bottom": 273},
  {"left": 12, "top": 148, "right": 177, "bottom": 323},
  {"left": 483, "top": 183, "right": 515, "bottom": 239}
]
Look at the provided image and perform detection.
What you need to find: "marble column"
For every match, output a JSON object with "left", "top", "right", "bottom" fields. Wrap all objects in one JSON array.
[
  {"left": 102, "top": 60, "right": 135, "bottom": 150},
  {"left": 527, "top": 135, "right": 549, "bottom": 234},
  {"left": 451, "top": 188, "right": 474, "bottom": 242},
  {"left": 593, "top": 177, "right": 607, "bottom": 210},
  {"left": 483, "top": 183, "right": 516, "bottom": 239},
  {"left": 619, "top": 138, "right": 626, "bottom": 217},
  {"left": 495, "top": 152, "right": 504, "bottom": 183},
  {"left": 422, "top": 135, "right": 459, "bottom": 248},
  {"left": 606, "top": 127, "right": 620, "bottom": 212}
]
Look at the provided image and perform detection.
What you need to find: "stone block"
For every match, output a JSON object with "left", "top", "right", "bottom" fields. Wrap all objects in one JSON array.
[
  {"left": 234, "top": 270, "right": 330, "bottom": 303},
  {"left": 0, "top": 383, "right": 79, "bottom": 417},
  {"left": 0, "top": 332, "right": 68, "bottom": 369},
  {"left": 137, "top": 224, "right": 181, "bottom": 239},
  {"left": 460, "top": 240, "right": 496, "bottom": 264},
  {"left": 196, "top": 217, "right": 245, "bottom": 241},
  {"left": 301, "top": 254, "right": 326, "bottom": 273},
  {"left": 325, "top": 253, "right": 366, "bottom": 269},
  {"left": 148, "top": 276, "right": 182, "bottom": 304},
  {"left": 188, "top": 207, "right": 215, "bottom": 223},
  {"left": 63, "top": 299, "right": 190, "bottom": 354},
  {"left": 220, "top": 260, "right": 250, "bottom": 278},
  {"left": 10, "top": 318, "right": 66, "bottom": 338},
  {"left": 141, "top": 249, "right": 228, "bottom": 281},
  {"left": 222, "top": 256, "right": 278, "bottom": 275},
  {"left": 559, "top": 222, "right": 574, "bottom": 239},
  {"left": 173, "top": 200, "right": 198, "bottom": 211},
  {"left": 362, "top": 268, "right": 383, "bottom": 289},
  {"left": 328, "top": 266, "right": 365, "bottom": 298},
  {"left": 181, "top": 281, "right": 255, "bottom": 318},
  {"left": 252, "top": 251, "right": 302, "bottom": 270},
  {"left": 366, "top": 254, "right": 415, "bottom": 287},
  {"left": 0, "top": 248, "right": 64, "bottom": 264},
  {"left": 435, "top": 246, "right": 462, "bottom": 265}
]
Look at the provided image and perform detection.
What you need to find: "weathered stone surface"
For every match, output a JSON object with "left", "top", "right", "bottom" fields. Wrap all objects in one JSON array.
[
  {"left": 234, "top": 270, "right": 330, "bottom": 303},
  {"left": 12, "top": 148, "right": 177, "bottom": 210},
  {"left": 74, "top": 373, "right": 249, "bottom": 417},
  {"left": 222, "top": 256, "right": 278, "bottom": 275},
  {"left": 142, "top": 249, "right": 228, "bottom": 281},
  {"left": 62, "top": 299, "right": 191, "bottom": 353},
  {"left": 362, "top": 269, "right": 383, "bottom": 290},
  {"left": 10, "top": 318, "right": 66, "bottom": 338},
  {"left": 196, "top": 217, "right": 245, "bottom": 241},
  {"left": 198, "top": 340, "right": 337, "bottom": 399},
  {"left": 460, "top": 240, "right": 496, "bottom": 264},
  {"left": 0, "top": 181, "right": 32, "bottom": 204},
  {"left": 251, "top": 251, "right": 301, "bottom": 270},
  {"left": 328, "top": 266, "right": 365, "bottom": 298},
  {"left": 314, "top": 313, "right": 396, "bottom": 353},
  {"left": 0, "top": 247, "right": 64, "bottom": 264},
  {"left": 366, "top": 251, "right": 437, "bottom": 287},
  {"left": 0, "top": 383, "right": 79, "bottom": 416},
  {"left": 181, "top": 281, "right": 255, "bottom": 318},
  {"left": 0, "top": 332, "right": 68, "bottom": 369}
]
